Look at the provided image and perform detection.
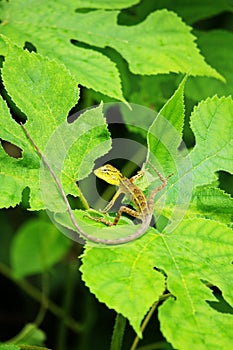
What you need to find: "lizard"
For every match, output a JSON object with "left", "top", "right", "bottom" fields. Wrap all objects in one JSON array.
[{"left": 21, "top": 122, "right": 172, "bottom": 245}]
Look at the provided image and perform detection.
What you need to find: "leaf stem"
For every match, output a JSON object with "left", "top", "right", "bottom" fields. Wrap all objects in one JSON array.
[
  {"left": 110, "top": 313, "right": 126, "bottom": 350},
  {"left": 130, "top": 301, "right": 159, "bottom": 350},
  {"left": 75, "top": 182, "right": 90, "bottom": 210},
  {"left": 130, "top": 293, "right": 172, "bottom": 350}
]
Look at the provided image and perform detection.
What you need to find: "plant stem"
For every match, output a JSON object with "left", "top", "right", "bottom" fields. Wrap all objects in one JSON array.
[
  {"left": 20, "top": 346, "right": 51, "bottom": 350},
  {"left": 136, "top": 341, "right": 171, "bottom": 350},
  {"left": 34, "top": 271, "right": 49, "bottom": 326},
  {"left": 0, "top": 261, "right": 83, "bottom": 333},
  {"left": 56, "top": 262, "right": 77, "bottom": 350},
  {"left": 110, "top": 313, "right": 126, "bottom": 350}
]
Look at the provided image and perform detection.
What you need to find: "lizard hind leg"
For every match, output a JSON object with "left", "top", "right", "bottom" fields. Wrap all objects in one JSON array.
[
  {"left": 85, "top": 205, "right": 141, "bottom": 227},
  {"left": 112, "top": 205, "right": 141, "bottom": 225},
  {"left": 85, "top": 214, "right": 115, "bottom": 226}
]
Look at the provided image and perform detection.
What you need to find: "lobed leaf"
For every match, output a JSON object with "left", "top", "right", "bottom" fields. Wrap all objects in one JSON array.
[
  {"left": 106, "top": 10, "right": 222, "bottom": 78},
  {"left": 81, "top": 218, "right": 233, "bottom": 347},
  {"left": 146, "top": 90, "right": 233, "bottom": 232},
  {"left": 0, "top": 37, "right": 111, "bottom": 210},
  {"left": 80, "top": 230, "right": 166, "bottom": 335},
  {"left": 0, "top": 35, "right": 78, "bottom": 209},
  {"left": 0, "top": 35, "right": 78, "bottom": 150},
  {"left": 0, "top": 1, "right": 125, "bottom": 101},
  {"left": 80, "top": 76, "right": 233, "bottom": 348},
  {"left": 0, "top": 1, "right": 223, "bottom": 103},
  {"left": 41, "top": 104, "right": 111, "bottom": 212},
  {"left": 157, "top": 218, "right": 233, "bottom": 350}
]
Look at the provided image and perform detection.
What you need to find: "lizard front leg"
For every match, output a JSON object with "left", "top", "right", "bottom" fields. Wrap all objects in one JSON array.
[
  {"left": 100, "top": 189, "right": 122, "bottom": 213},
  {"left": 84, "top": 189, "right": 123, "bottom": 226},
  {"left": 130, "top": 169, "right": 144, "bottom": 183}
]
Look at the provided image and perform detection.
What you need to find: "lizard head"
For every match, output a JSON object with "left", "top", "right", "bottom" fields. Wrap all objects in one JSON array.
[{"left": 94, "top": 164, "right": 123, "bottom": 185}]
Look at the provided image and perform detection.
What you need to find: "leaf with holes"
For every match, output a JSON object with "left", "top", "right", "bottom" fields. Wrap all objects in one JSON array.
[
  {"left": 81, "top": 218, "right": 233, "bottom": 348},
  {"left": 0, "top": 1, "right": 223, "bottom": 102},
  {"left": 0, "top": 37, "right": 111, "bottom": 210}
]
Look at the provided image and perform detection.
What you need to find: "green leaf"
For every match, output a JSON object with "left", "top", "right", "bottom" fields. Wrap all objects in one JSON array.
[
  {"left": 11, "top": 219, "right": 72, "bottom": 278},
  {"left": 0, "top": 35, "right": 78, "bottom": 209},
  {"left": 148, "top": 75, "right": 187, "bottom": 167},
  {"left": 157, "top": 218, "right": 233, "bottom": 350},
  {"left": 0, "top": 2, "right": 125, "bottom": 101},
  {"left": 0, "top": 2, "right": 222, "bottom": 101},
  {"left": 55, "top": 209, "right": 139, "bottom": 244},
  {"left": 192, "top": 186, "right": 233, "bottom": 224},
  {"left": 0, "top": 37, "right": 111, "bottom": 210},
  {"left": 0, "top": 346, "right": 19, "bottom": 350},
  {"left": 190, "top": 96, "right": 233, "bottom": 186},
  {"left": 76, "top": 0, "right": 140, "bottom": 9},
  {"left": 80, "top": 231, "right": 166, "bottom": 335},
  {"left": 165, "top": 186, "right": 233, "bottom": 226},
  {"left": 186, "top": 30, "right": 233, "bottom": 101},
  {"left": 147, "top": 93, "right": 233, "bottom": 231},
  {"left": 79, "top": 83, "right": 233, "bottom": 346},
  {"left": 41, "top": 103, "right": 112, "bottom": 212},
  {"left": 147, "top": 77, "right": 193, "bottom": 230},
  {"left": 19, "top": 347, "right": 50, "bottom": 350},
  {"left": 74, "top": 91, "right": 233, "bottom": 244},
  {"left": 81, "top": 218, "right": 233, "bottom": 347},
  {"left": 10, "top": 323, "right": 46, "bottom": 347},
  {"left": 0, "top": 36, "right": 79, "bottom": 127},
  {"left": 108, "top": 10, "right": 222, "bottom": 79},
  {"left": 62, "top": 106, "right": 111, "bottom": 182},
  {"left": 195, "top": 186, "right": 233, "bottom": 214},
  {"left": 0, "top": 97, "right": 40, "bottom": 209}
]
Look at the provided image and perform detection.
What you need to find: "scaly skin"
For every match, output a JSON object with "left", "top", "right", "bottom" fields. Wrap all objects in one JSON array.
[{"left": 21, "top": 123, "right": 171, "bottom": 245}]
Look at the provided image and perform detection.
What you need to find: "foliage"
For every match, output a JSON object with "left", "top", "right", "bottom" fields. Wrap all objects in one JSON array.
[
  {"left": 0, "top": 1, "right": 232, "bottom": 350},
  {"left": 0, "top": 0, "right": 223, "bottom": 102}
]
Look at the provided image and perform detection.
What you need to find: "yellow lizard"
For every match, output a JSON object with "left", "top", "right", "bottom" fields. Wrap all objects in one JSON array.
[
  {"left": 21, "top": 123, "right": 172, "bottom": 245},
  {"left": 86, "top": 164, "right": 172, "bottom": 242}
]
